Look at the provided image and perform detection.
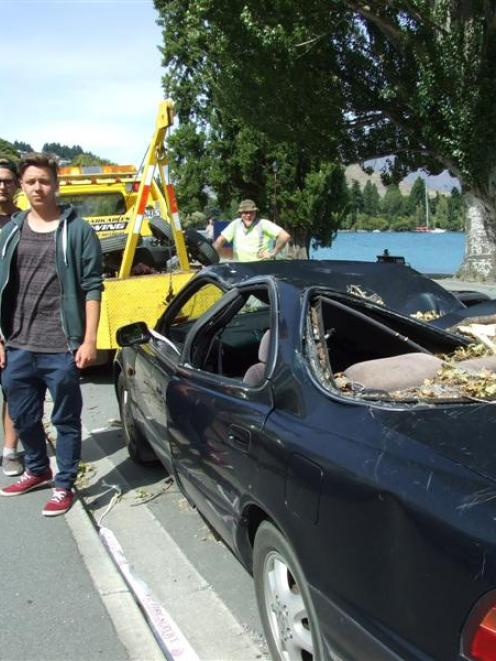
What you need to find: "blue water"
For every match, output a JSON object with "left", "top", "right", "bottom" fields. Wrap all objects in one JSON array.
[{"left": 312, "top": 231, "right": 465, "bottom": 275}]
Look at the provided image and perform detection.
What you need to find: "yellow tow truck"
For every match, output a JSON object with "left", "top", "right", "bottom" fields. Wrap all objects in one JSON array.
[{"left": 17, "top": 100, "right": 218, "bottom": 352}]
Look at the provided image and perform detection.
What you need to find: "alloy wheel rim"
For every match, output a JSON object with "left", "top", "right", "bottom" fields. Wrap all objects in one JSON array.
[{"left": 263, "top": 550, "right": 314, "bottom": 660}]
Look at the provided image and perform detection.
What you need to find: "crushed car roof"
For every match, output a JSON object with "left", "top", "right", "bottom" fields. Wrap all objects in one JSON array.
[{"left": 204, "top": 259, "right": 464, "bottom": 316}]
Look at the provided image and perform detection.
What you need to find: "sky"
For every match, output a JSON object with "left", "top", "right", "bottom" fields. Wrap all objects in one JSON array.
[
  {"left": 0, "top": 0, "right": 458, "bottom": 191},
  {"left": 0, "top": 0, "right": 165, "bottom": 165}
]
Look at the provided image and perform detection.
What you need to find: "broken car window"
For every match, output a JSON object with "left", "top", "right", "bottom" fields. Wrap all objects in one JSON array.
[{"left": 307, "top": 294, "right": 496, "bottom": 404}]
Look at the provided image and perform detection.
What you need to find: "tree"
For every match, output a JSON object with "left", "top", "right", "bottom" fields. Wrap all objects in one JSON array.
[
  {"left": 448, "top": 187, "right": 464, "bottom": 231},
  {"left": 407, "top": 177, "right": 426, "bottom": 217},
  {"left": 154, "top": 0, "right": 349, "bottom": 254},
  {"left": 348, "top": 179, "right": 363, "bottom": 225},
  {"left": 42, "top": 143, "right": 84, "bottom": 160},
  {"left": 292, "top": 163, "right": 349, "bottom": 255},
  {"left": 362, "top": 181, "right": 380, "bottom": 217},
  {"left": 159, "top": 2, "right": 495, "bottom": 278},
  {"left": 183, "top": 210, "right": 207, "bottom": 229},
  {"left": 168, "top": 124, "right": 210, "bottom": 215},
  {"left": 0, "top": 138, "right": 19, "bottom": 161},
  {"left": 382, "top": 185, "right": 405, "bottom": 218},
  {"left": 71, "top": 153, "right": 113, "bottom": 166},
  {"left": 433, "top": 195, "right": 449, "bottom": 230},
  {"left": 12, "top": 141, "right": 33, "bottom": 153}
]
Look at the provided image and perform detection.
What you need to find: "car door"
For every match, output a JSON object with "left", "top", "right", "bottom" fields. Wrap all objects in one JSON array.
[
  {"left": 166, "top": 284, "right": 276, "bottom": 546},
  {"left": 132, "top": 339, "right": 166, "bottom": 444},
  {"left": 142, "top": 280, "right": 228, "bottom": 456}
]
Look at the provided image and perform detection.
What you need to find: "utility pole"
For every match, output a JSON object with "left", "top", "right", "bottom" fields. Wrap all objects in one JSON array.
[
  {"left": 425, "top": 183, "right": 430, "bottom": 230},
  {"left": 272, "top": 160, "right": 279, "bottom": 223}
]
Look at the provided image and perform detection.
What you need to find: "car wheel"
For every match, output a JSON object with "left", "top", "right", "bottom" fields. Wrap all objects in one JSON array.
[
  {"left": 148, "top": 216, "right": 173, "bottom": 243},
  {"left": 117, "top": 373, "right": 158, "bottom": 465},
  {"left": 148, "top": 218, "right": 219, "bottom": 266},
  {"left": 253, "top": 521, "right": 325, "bottom": 661},
  {"left": 185, "top": 228, "right": 219, "bottom": 265},
  {"left": 99, "top": 233, "right": 129, "bottom": 254}
]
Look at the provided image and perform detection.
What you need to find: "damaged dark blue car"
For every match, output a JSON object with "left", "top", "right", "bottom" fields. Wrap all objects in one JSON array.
[{"left": 115, "top": 260, "right": 496, "bottom": 661}]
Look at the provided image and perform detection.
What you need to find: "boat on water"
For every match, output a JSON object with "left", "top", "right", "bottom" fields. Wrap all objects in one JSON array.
[
  {"left": 415, "top": 225, "right": 446, "bottom": 233},
  {"left": 415, "top": 187, "right": 447, "bottom": 233}
]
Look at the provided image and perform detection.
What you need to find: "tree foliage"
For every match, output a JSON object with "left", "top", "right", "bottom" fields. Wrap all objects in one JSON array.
[
  {"left": 42, "top": 142, "right": 85, "bottom": 160},
  {"left": 41, "top": 142, "right": 112, "bottom": 165},
  {"left": 154, "top": 0, "right": 350, "bottom": 252},
  {"left": 362, "top": 181, "right": 381, "bottom": 217},
  {"left": 154, "top": 0, "right": 496, "bottom": 274},
  {"left": 0, "top": 138, "right": 19, "bottom": 161},
  {"left": 186, "top": 1, "right": 495, "bottom": 189},
  {"left": 12, "top": 141, "right": 33, "bottom": 153},
  {"left": 344, "top": 180, "right": 462, "bottom": 231},
  {"left": 407, "top": 177, "right": 427, "bottom": 216}
]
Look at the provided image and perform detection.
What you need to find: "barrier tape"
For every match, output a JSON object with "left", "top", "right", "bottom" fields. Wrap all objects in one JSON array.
[{"left": 99, "top": 525, "right": 200, "bottom": 661}]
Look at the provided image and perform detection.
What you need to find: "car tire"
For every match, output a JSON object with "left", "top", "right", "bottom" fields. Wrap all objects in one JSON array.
[
  {"left": 100, "top": 233, "right": 129, "bottom": 254},
  {"left": 185, "top": 228, "right": 219, "bottom": 266},
  {"left": 148, "top": 218, "right": 219, "bottom": 266},
  {"left": 117, "top": 373, "right": 158, "bottom": 465},
  {"left": 253, "top": 521, "right": 325, "bottom": 661},
  {"left": 148, "top": 216, "right": 173, "bottom": 243}
]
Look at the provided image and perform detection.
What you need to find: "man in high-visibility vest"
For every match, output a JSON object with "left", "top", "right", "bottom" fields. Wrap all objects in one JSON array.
[{"left": 213, "top": 199, "right": 290, "bottom": 262}]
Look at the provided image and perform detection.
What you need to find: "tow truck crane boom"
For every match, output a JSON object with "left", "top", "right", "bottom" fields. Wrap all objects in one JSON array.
[{"left": 120, "top": 100, "right": 190, "bottom": 276}]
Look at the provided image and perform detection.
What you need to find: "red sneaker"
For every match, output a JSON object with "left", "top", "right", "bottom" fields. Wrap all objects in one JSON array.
[
  {"left": 42, "top": 488, "right": 74, "bottom": 517},
  {"left": 0, "top": 468, "right": 53, "bottom": 496}
]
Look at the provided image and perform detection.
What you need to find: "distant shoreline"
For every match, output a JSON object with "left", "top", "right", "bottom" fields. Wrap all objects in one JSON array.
[{"left": 337, "top": 229, "right": 465, "bottom": 234}]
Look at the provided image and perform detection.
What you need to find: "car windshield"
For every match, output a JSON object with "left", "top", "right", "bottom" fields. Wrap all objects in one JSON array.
[{"left": 59, "top": 193, "right": 127, "bottom": 217}]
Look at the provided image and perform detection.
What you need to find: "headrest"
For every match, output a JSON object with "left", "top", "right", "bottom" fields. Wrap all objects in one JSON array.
[{"left": 259, "top": 330, "right": 271, "bottom": 362}]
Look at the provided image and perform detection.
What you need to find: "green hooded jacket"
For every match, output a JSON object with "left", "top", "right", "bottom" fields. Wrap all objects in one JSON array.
[{"left": 0, "top": 205, "right": 103, "bottom": 350}]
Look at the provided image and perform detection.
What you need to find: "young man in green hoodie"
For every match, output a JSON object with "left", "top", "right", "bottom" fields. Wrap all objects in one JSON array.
[
  {"left": 0, "top": 159, "right": 22, "bottom": 476},
  {"left": 0, "top": 153, "right": 103, "bottom": 515}
]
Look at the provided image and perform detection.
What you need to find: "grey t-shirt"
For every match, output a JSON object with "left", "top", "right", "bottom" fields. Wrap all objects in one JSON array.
[{"left": 7, "top": 221, "right": 68, "bottom": 352}]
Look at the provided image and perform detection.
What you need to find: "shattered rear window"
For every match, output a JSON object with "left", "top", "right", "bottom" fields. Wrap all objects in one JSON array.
[{"left": 306, "top": 294, "right": 496, "bottom": 404}]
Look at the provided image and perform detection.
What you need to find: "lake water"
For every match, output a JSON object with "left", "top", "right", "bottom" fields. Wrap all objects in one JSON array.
[{"left": 312, "top": 231, "right": 465, "bottom": 275}]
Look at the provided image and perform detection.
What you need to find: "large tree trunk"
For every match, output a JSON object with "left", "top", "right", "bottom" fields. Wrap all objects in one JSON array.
[
  {"left": 457, "top": 192, "right": 496, "bottom": 281},
  {"left": 288, "top": 242, "right": 309, "bottom": 259},
  {"left": 286, "top": 232, "right": 309, "bottom": 259}
]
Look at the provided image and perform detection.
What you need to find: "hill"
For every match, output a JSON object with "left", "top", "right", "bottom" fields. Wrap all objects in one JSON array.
[
  {"left": 345, "top": 160, "right": 459, "bottom": 197},
  {"left": 0, "top": 137, "right": 111, "bottom": 166}
]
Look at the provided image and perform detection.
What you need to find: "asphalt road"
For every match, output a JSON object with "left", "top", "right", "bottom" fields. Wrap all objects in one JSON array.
[
  {"left": 0, "top": 417, "right": 163, "bottom": 661},
  {"left": 0, "top": 471, "right": 130, "bottom": 661}
]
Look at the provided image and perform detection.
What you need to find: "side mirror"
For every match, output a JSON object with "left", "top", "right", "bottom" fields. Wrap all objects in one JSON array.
[{"left": 116, "top": 321, "right": 151, "bottom": 347}]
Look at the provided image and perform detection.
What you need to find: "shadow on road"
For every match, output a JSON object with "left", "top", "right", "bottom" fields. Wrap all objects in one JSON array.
[
  {"left": 81, "top": 364, "right": 114, "bottom": 386},
  {"left": 79, "top": 427, "right": 169, "bottom": 511}
]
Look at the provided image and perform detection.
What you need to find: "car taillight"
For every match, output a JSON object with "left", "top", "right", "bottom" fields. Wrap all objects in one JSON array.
[
  {"left": 470, "top": 607, "right": 496, "bottom": 660},
  {"left": 462, "top": 592, "right": 496, "bottom": 661}
]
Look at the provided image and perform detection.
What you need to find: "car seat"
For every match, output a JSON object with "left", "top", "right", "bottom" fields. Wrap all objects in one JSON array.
[
  {"left": 243, "top": 330, "right": 271, "bottom": 386},
  {"left": 343, "top": 352, "right": 443, "bottom": 391}
]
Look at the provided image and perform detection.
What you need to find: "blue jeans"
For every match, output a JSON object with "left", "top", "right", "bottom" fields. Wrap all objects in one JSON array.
[{"left": 2, "top": 348, "right": 82, "bottom": 490}]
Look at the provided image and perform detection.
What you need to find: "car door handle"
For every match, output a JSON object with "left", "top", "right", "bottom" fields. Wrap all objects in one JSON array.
[{"left": 227, "top": 425, "right": 251, "bottom": 451}]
